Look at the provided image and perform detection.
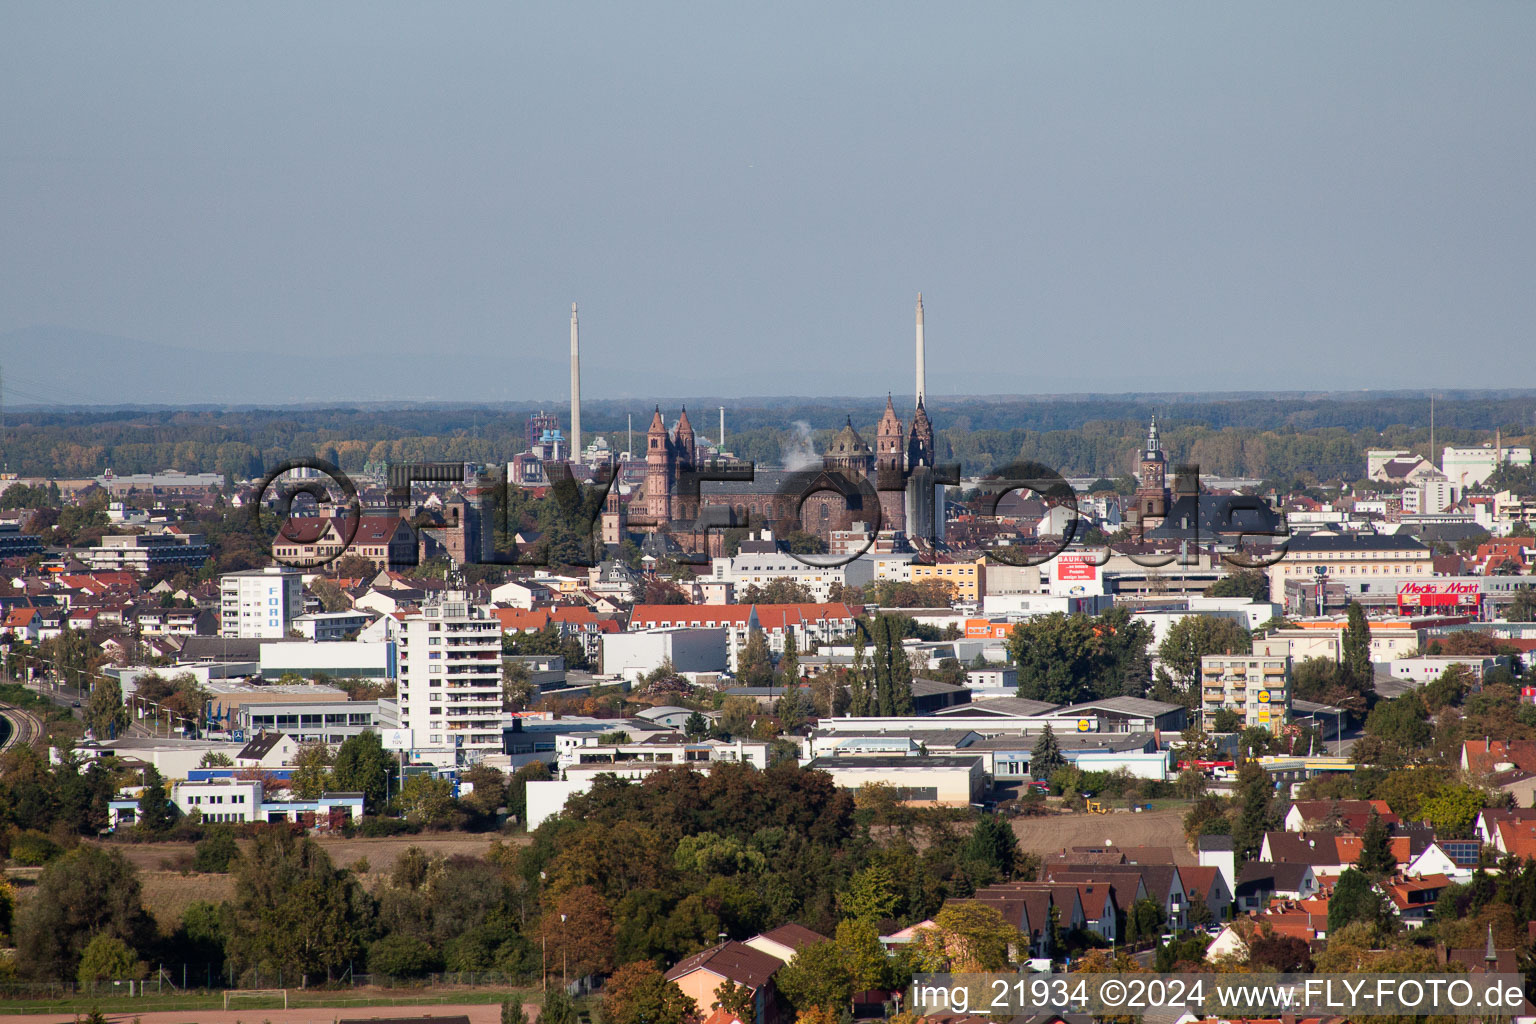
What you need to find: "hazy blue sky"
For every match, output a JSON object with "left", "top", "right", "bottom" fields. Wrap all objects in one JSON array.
[{"left": 3, "top": 3, "right": 1535, "bottom": 403}]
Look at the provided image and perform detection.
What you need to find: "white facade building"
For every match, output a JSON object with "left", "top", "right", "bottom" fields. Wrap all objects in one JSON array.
[
  {"left": 397, "top": 589, "right": 504, "bottom": 765},
  {"left": 1442, "top": 444, "right": 1533, "bottom": 492},
  {"left": 600, "top": 628, "right": 729, "bottom": 682},
  {"left": 221, "top": 566, "right": 304, "bottom": 639}
]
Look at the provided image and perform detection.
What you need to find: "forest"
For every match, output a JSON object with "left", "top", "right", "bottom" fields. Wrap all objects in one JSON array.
[{"left": 2, "top": 392, "right": 1534, "bottom": 485}]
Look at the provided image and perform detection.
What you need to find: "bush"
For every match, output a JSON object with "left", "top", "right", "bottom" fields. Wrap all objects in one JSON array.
[
  {"left": 355, "top": 816, "right": 420, "bottom": 838},
  {"left": 368, "top": 933, "right": 442, "bottom": 978},
  {"left": 10, "top": 831, "right": 62, "bottom": 866},
  {"left": 77, "top": 933, "right": 141, "bottom": 987},
  {"left": 192, "top": 829, "right": 239, "bottom": 873}
]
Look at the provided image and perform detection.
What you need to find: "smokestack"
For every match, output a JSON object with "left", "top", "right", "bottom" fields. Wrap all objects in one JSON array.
[
  {"left": 719, "top": 406, "right": 726, "bottom": 450},
  {"left": 915, "top": 293, "right": 926, "bottom": 407},
  {"left": 570, "top": 302, "right": 581, "bottom": 459}
]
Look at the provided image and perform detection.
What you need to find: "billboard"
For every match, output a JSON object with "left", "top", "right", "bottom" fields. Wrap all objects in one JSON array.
[
  {"left": 1055, "top": 555, "right": 1099, "bottom": 581},
  {"left": 1050, "top": 554, "right": 1103, "bottom": 597},
  {"left": 1396, "top": 580, "right": 1481, "bottom": 609},
  {"left": 964, "top": 619, "right": 1011, "bottom": 639},
  {"left": 381, "top": 728, "right": 413, "bottom": 751}
]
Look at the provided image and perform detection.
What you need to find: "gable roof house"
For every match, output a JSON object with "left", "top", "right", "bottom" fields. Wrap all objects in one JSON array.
[{"left": 666, "top": 941, "right": 783, "bottom": 1024}]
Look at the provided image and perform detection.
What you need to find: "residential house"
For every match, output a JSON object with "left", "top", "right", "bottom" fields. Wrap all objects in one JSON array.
[
  {"left": 1283, "top": 799, "right": 1396, "bottom": 833},
  {"left": 236, "top": 731, "right": 299, "bottom": 770},
  {"left": 665, "top": 941, "right": 782, "bottom": 1024},
  {"left": 1233, "top": 862, "right": 1319, "bottom": 914},
  {"left": 742, "top": 924, "right": 827, "bottom": 964},
  {"left": 1383, "top": 874, "right": 1451, "bottom": 928}
]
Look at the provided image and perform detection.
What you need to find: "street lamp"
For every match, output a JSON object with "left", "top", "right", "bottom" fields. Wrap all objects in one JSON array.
[{"left": 560, "top": 912, "right": 568, "bottom": 988}]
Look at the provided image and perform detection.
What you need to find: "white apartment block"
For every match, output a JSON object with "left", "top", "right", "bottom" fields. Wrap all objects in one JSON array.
[
  {"left": 1200, "top": 654, "right": 1291, "bottom": 734},
  {"left": 709, "top": 540, "right": 876, "bottom": 602},
  {"left": 1402, "top": 478, "right": 1453, "bottom": 515},
  {"left": 397, "top": 589, "right": 504, "bottom": 765},
  {"left": 220, "top": 566, "right": 304, "bottom": 639}
]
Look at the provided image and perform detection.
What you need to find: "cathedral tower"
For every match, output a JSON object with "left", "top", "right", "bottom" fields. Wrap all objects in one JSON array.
[
  {"left": 642, "top": 406, "right": 674, "bottom": 522},
  {"left": 1133, "top": 415, "right": 1169, "bottom": 529},
  {"left": 876, "top": 395, "right": 907, "bottom": 532}
]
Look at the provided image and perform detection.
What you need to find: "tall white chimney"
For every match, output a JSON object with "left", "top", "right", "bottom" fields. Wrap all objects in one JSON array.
[
  {"left": 915, "top": 293, "right": 926, "bottom": 407},
  {"left": 570, "top": 301, "right": 581, "bottom": 459},
  {"left": 719, "top": 406, "right": 726, "bottom": 450}
]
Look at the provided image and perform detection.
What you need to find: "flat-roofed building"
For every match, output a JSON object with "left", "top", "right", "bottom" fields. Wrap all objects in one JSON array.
[
  {"left": 236, "top": 700, "right": 384, "bottom": 744},
  {"left": 803, "top": 754, "right": 986, "bottom": 806}
]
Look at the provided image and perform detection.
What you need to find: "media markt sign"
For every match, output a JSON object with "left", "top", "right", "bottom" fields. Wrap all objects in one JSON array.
[{"left": 1397, "top": 580, "right": 1481, "bottom": 609}]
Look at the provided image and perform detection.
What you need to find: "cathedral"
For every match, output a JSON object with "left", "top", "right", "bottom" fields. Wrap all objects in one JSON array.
[{"left": 607, "top": 393, "right": 941, "bottom": 555}]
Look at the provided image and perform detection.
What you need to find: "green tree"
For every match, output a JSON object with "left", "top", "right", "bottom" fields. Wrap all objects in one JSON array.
[
  {"left": 713, "top": 978, "right": 756, "bottom": 1024},
  {"left": 1418, "top": 783, "right": 1485, "bottom": 839},
  {"left": 1030, "top": 723, "right": 1065, "bottom": 780},
  {"left": 846, "top": 633, "right": 871, "bottom": 716},
  {"left": 1510, "top": 588, "right": 1536, "bottom": 622},
  {"left": 502, "top": 1000, "right": 529, "bottom": 1024},
  {"left": 683, "top": 711, "right": 709, "bottom": 740},
  {"left": 838, "top": 865, "right": 901, "bottom": 923},
  {"left": 1328, "top": 868, "right": 1389, "bottom": 935},
  {"left": 775, "top": 940, "right": 854, "bottom": 1014},
  {"left": 1355, "top": 808, "right": 1397, "bottom": 881},
  {"left": 1205, "top": 570, "right": 1269, "bottom": 601},
  {"left": 736, "top": 630, "right": 774, "bottom": 688},
  {"left": 192, "top": 828, "right": 240, "bottom": 873},
  {"left": 1125, "top": 897, "right": 1166, "bottom": 945},
  {"left": 1211, "top": 707, "right": 1242, "bottom": 733},
  {"left": 369, "top": 933, "right": 441, "bottom": 977},
  {"left": 833, "top": 917, "right": 892, "bottom": 995},
  {"left": 1009, "top": 613, "right": 1099, "bottom": 705},
  {"left": 602, "top": 960, "right": 701, "bottom": 1024},
  {"left": 1231, "top": 760, "right": 1275, "bottom": 863},
  {"left": 136, "top": 765, "right": 178, "bottom": 834},
  {"left": 198, "top": 751, "right": 234, "bottom": 768},
  {"left": 13, "top": 846, "right": 155, "bottom": 981},
  {"left": 963, "top": 814, "right": 1019, "bottom": 884},
  {"left": 290, "top": 741, "right": 334, "bottom": 800},
  {"left": 1342, "top": 601, "right": 1373, "bottom": 690},
  {"left": 76, "top": 933, "right": 141, "bottom": 988},
  {"left": 503, "top": 660, "right": 536, "bottom": 712},
  {"left": 542, "top": 989, "right": 579, "bottom": 1024},
  {"left": 85, "top": 676, "right": 129, "bottom": 740},
  {"left": 868, "top": 614, "right": 914, "bottom": 716},
  {"left": 1157, "top": 615, "right": 1251, "bottom": 701},
  {"left": 910, "top": 901, "right": 1022, "bottom": 972},
  {"left": 331, "top": 730, "right": 393, "bottom": 812},
  {"left": 399, "top": 774, "right": 457, "bottom": 827},
  {"left": 226, "top": 828, "right": 372, "bottom": 985}
]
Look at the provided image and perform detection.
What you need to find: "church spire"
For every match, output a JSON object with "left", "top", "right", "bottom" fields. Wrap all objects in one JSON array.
[{"left": 915, "top": 293, "right": 926, "bottom": 408}]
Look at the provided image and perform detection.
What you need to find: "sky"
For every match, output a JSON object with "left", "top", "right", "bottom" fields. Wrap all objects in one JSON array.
[{"left": 3, "top": 3, "right": 1535, "bottom": 404}]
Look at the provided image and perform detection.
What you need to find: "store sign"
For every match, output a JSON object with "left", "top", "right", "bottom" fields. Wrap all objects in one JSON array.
[{"left": 1397, "top": 581, "right": 1481, "bottom": 608}]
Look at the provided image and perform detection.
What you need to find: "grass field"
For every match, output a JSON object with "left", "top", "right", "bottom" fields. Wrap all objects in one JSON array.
[
  {"left": 1, "top": 833, "right": 534, "bottom": 931},
  {"left": 0, "top": 986, "right": 551, "bottom": 1022},
  {"left": 1013, "top": 805, "right": 1195, "bottom": 864},
  {"left": 99, "top": 830, "right": 522, "bottom": 876}
]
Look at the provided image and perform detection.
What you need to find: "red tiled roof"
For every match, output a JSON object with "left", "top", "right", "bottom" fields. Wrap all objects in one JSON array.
[
  {"left": 754, "top": 923, "right": 827, "bottom": 952},
  {"left": 1465, "top": 739, "right": 1536, "bottom": 775},
  {"left": 665, "top": 941, "right": 782, "bottom": 991},
  {"left": 4, "top": 607, "right": 37, "bottom": 627}
]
